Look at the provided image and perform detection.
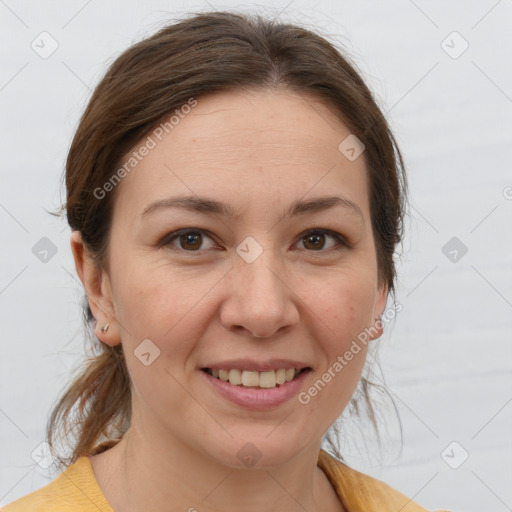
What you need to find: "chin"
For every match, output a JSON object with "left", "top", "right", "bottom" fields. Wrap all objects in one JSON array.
[{"left": 201, "top": 432, "right": 311, "bottom": 470}]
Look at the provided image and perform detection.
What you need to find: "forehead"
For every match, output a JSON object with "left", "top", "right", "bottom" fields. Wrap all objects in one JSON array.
[{"left": 111, "top": 88, "right": 369, "bottom": 222}]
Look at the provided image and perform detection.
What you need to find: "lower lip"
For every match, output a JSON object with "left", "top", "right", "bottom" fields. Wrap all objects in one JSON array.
[{"left": 200, "top": 369, "right": 311, "bottom": 410}]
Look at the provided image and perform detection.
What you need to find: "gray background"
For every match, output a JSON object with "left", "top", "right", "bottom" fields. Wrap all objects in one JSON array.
[{"left": 1, "top": 1, "right": 511, "bottom": 511}]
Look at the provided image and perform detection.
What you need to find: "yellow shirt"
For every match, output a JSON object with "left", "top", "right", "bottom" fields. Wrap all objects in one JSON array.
[{"left": 1, "top": 449, "right": 448, "bottom": 511}]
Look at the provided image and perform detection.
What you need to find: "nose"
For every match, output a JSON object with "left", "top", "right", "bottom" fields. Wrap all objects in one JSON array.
[{"left": 219, "top": 252, "right": 300, "bottom": 338}]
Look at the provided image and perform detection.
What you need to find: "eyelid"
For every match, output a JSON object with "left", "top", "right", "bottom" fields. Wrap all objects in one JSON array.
[
  {"left": 159, "top": 227, "right": 349, "bottom": 253},
  {"left": 158, "top": 228, "right": 219, "bottom": 250},
  {"left": 296, "top": 228, "right": 350, "bottom": 251}
]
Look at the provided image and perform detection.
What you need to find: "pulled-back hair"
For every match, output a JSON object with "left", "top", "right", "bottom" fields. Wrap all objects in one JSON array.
[{"left": 47, "top": 9, "right": 407, "bottom": 470}]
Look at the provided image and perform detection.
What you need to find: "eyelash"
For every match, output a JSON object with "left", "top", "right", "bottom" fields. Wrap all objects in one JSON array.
[{"left": 158, "top": 228, "right": 350, "bottom": 255}]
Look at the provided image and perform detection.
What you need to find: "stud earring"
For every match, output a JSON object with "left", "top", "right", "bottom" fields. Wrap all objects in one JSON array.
[{"left": 101, "top": 324, "right": 110, "bottom": 334}]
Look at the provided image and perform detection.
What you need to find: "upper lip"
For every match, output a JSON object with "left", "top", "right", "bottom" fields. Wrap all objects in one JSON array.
[{"left": 201, "top": 359, "right": 311, "bottom": 372}]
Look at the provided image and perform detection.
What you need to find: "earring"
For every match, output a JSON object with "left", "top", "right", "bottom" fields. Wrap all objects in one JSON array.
[{"left": 101, "top": 324, "right": 110, "bottom": 334}]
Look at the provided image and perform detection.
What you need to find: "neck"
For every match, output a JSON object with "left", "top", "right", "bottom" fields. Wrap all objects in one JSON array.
[{"left": 92, "top": 418, "right": 343, "bottom": 512}]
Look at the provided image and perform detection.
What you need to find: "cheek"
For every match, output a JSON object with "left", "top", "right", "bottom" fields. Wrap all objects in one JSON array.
[
  {"left": 306, "top": 268, "right": 376, "bottom": 341},
  {"left": 111, "top": 270, "right": 217, "bottom": 414},
  {"left": 111, "top": 261, "right": 222, "bottom": 355},
  {"left": 300, "top": 272, "right": 375, "bottom": 411}
]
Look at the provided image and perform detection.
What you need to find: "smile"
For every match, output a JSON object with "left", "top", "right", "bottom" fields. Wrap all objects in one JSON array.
[{"left": 203, "top": 367, "right": 309, "bottom": 389}]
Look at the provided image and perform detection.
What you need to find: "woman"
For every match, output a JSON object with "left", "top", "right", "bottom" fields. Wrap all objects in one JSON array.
[{"left": 2, "top": 10, "right": 449, "bottom": 512}]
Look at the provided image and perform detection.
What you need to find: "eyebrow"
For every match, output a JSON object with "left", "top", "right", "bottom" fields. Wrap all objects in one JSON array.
[{"left": 141, "top": 194, "right": 365, "bottom": 225}]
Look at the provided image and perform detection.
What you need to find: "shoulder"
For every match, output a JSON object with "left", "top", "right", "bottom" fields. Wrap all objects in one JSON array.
[
  {"left": 1, "top": 457, "right": 113, "bottom": 512},
  {"left": 317, "top": 449, "right": 451, "bottom": 512}
]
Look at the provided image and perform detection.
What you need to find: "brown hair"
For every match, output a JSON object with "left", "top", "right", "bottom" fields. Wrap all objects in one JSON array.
[{"left": 48, "top": 10, "right": 407, "bottom": 469}]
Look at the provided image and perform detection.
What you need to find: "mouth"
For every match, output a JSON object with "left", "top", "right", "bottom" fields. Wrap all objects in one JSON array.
[{"left": 201, "top": 367, "right": 311, "bottom": 389}]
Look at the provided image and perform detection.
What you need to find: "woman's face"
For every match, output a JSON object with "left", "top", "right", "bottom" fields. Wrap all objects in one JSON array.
[{"left": 97, "top": 89, "right": 387, "bottom": 467}]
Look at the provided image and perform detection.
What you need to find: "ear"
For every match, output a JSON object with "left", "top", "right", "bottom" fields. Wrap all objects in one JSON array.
[
  {"left": 70, "top": 230, "right": 121, "bottom": 346},
  {"left": 368, "top": 281, "right": 389, "bottom": 342}
]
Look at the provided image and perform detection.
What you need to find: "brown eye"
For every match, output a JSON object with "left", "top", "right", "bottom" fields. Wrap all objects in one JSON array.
[
  {"left": 303, "top": 233, "right": 327, "bottom": 250},
  {"left": 179, "top": 232, "right": 203, "bottom": 250},
  {"left": 161, "top": 229, "right": 216, "bottom": 252},
  {"left": 297, "top": 229, "right": 347, "bottom": 252}
]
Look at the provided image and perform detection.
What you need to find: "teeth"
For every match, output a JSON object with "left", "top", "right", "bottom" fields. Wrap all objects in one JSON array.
[
  {"left": 241, "top": 370, "right": 259, "bottom": 387},
  {"left": 208, "top": 368, "right": 304, "bottom": 388},
  {"left": 259, "top": 370, "right": 276, "bottom": 388},
  {"left": 228, "top": 369, "right": 242, "bottom": 385}
]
